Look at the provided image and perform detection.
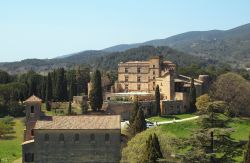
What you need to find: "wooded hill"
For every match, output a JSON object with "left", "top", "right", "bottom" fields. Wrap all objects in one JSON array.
[{"left": 0, "top": 46, "right": 216, "bottom": 74}]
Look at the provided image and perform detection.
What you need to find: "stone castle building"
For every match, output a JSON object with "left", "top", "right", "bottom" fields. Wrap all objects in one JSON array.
[
  {"left": 22, "top": 95, "right": 121, "bottom": 163},
  {"left": 105, "top": 56, "right": 210, "bottom": 116}
]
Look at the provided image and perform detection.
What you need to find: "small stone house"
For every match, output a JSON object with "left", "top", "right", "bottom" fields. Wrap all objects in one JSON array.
[{"left": 22, "top": 95, "right": 121, "bottom": 163}]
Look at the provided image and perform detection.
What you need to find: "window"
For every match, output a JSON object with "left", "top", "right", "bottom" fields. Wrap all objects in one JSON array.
[
  {"left": 137, "top": 76, "right": 141, "bottom": 82},
  {"left": 105, "top": 134, "right": 110, "bottom": 142},
  {"left": 74, "top": 134, "right": 80, "bottom": 142},
  {"left": 25, "top": 153, "right": 34, "bottom": 162},
  {"left": 153, "top": 76, "right": 155, "bottom": 80},
  {"left": 30, "top": 106, "right": 34, "bottom": 113},
  {"left": 31, "top": 129, "right": 34, "bottom": 136},
  {"left": 137, "top": 67, "right": 141, "bottom": 73},
  {"left": 59, "top": 134, "right": 64, "bottom": 143},
  {"left": 125, "top": 76, "right": 128, "bottom": 82},
  {"left": 125, "top": 84, "right": 128, "bottom": 92},
  {"left": 161, "top": 82, "right": 163, "bottom": 86},
  {"left": 125, "top": 67, "right": 128, "bottom": 73},
  {"left": 90, "top": 134, "right": 95, "bottom": 142},
  {"left": 44, "top": 134, "right": 49, "bottom": 142},
  {"left": 153, "top": 65, "right": 155, "bottom": 68},
  {"left": 153, "top": 71, "right": 155, "bottom": 75},
  {"left": 137, "top": 84, "right": 141, "bottom": 91}
]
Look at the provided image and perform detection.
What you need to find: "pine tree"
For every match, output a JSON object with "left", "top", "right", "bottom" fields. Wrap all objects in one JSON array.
[
  {"left": 129, "top": 98, "right": 139, "bottom": 125},
  {"left": 145, "top": 134, "right": 163, "bottom": 163},
  {"left": 183, "top": 101, "right": 241, "bottom": 162},
  {"left": 244, "top": 135, "right": 250, "bottom": 163},
  {"left": 89, "top": 70, "right": 103, "bottom": 111},
  {"left": 69, "top": 75, "right": 77, "bottom": 101},
  {"left": 67, "top": 101, "right": 72, "bottom": 115},
  {"left": 155, "top": 85, "right": 161, "bottom": 116},
  {"left": 133, "top": 108, "right": 146, "bottom": 134},
  {"left": 189, "top": 78, "right": 197, "bottom": 113}
]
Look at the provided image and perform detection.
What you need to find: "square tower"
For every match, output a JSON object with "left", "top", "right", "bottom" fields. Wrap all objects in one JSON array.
[{"left": 23, "top": 95, "right": 42, "bottom": 141}]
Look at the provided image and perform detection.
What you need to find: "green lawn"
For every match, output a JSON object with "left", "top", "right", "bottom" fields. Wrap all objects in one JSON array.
[
  {"left": 229, "top": 117, "right": 250, "bottom": 141},
  {"left": 160, "top": 119, "right": 199, "bottom": 138},
  {"left": 0, "top": 118, "right": 24, "bottom": 163},
  {"left": 147, "top": 113, "right": 196, "bottom": 122}
]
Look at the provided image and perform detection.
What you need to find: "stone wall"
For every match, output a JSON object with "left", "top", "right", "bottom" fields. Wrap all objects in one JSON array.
[
  {"left": 105, "top": 101, "right": 155, "bottom": 120},
  {"left": 23, "top": 129, "right": 121, "bottom": 163},
  {"left": 161, "top": 100, "right": 186, "bottom": 115}
]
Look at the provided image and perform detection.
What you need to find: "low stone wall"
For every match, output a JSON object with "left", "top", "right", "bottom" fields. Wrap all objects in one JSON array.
[
  {"left": 104, "top": 101, "right": 155, "bottom": 120},
  {"left": 161, "top": 100, "right": 187, "bottom": 115}
]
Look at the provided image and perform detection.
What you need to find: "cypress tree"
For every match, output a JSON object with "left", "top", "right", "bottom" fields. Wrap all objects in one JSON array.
[
  {"left": 145, "top": 134, "right": 163, "bottom": 163},
  {"left": 55, "top": 68, "right": 68, "bottom": 101},
  {"left": 41, "top": 76, "right": 47, "bottom": 101},
  {"left": 133, "top": 108, "right": 146, "bottom": 134},
  {"left": 129, "top": 98, "right": 139, "bottom": 125},
  {"left": 189, "top": 78, "right": 197, "bottom": 113},
  {"left": 155, "top": 85, "right": 161, "bottom": 116},
  {"left": 89, "top": 70, "right": 103, "bottom": 111},
  {"left": 45, "top": 73, "right": 52, "bottom": 111},
  {"left": 81, "top": 100, "right": 89, "bottom": 114},
  {"left": 69, "top": 75, "right": 77, "bottom": 101},
  {"left": 244, "top": 135, "right": 250, "bottom": 163},
  {"left": 67, "top": 101, "right": 72, "bottom": 115}
]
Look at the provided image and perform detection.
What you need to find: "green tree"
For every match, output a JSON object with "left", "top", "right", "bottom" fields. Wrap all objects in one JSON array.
[
  {"left": 69, "top": 75, "right": 77, "bottom": 101},
  {"left": 81, "top": 100, "right": 89, "bottom": 114},
  {"left": 67, "top": 101, "right": 72, "bottom": 115},
  {"left": 145, "top": 134, "right": 163, "bottom": 163},
  {"left": 45, "top": 72, "right": 52, "bottom": 110},
  {"left": 183, "top": 101, "right": 242, "bottom": 162},
  {"left": 211, "top": 72, "right": 250, "bottom": 116},
  {"left": 89, "top": 70, "right": 103, "bottom": 111},
  {"left": 133, "top": 108, "right": 147, "bottom": 134},
  {"left": 189, "top": 78, "right": 197, "bottom": 113},
  {"left": 244, "top": 135, "right": 250, "bottom": 163},
  {"left": 196, "top": 94, "right": 212, "bottom": 113},
  {"left": 155, "top": 85, "right": 161, "bottom": 116},
  {"left": 129, "top": 99, "right": 139, "bottom": 125},
  {"left": 55, "top": 68, "right": 68, "bottom": 101}
]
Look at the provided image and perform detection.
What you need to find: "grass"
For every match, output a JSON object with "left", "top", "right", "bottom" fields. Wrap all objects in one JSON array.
[
  {"left": 229, "top": 117, "right": 250, "bottom": 141},
  {"left": 160, "top": 119, "right": 199, "bottom": 138},
  {"left": 0, "top": 118, "right": 24, "bottom": 163},
  {"left": 147, "top": 113, "right": 196, "bottom": 122}
]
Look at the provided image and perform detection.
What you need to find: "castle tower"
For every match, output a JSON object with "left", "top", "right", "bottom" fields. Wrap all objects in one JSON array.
[{"left": 23, "top": 95, "right": 42, "bottom": 141}]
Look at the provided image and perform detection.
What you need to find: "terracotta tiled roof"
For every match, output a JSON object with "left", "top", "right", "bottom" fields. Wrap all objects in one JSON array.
[
  {"left": 34, "top": 115, "right": 121, "bottom": 130},
  {"left": 24, "top": 95, "right": 42, "bottom": 103}
]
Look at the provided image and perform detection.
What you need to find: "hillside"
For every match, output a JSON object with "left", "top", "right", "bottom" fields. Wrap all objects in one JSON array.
[
  {"left": 0, "top": 46, "right": 213, "bottom": 74},
  {"left": 103, "top": 23, "right": 250, "bottom": 66}
]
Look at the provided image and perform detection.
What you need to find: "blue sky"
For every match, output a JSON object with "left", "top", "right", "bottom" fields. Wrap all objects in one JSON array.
[{"left": 0, "top": 0, "right": 249, "bottom": 62}]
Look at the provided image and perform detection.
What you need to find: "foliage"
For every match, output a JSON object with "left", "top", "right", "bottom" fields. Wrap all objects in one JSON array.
[
  {"left": 189, "top": 78, "right": 197, "bottom": 113},
  {"left": 211, "top": 72, "right": 250, "bottom": 116},
  {"left": 89, "top": 69, "right": 103, "bottom": 111},
  {"left": 129, "top": 100, "right": 140, "bottom": 125},
  {"left": 196, "top": 94, "right": 212, "bottom": 113},
  {"left": 244, "top": 136, "right": 250, "bottom": 163},
  {"left": 67, "top": 101, "right": 72, "bottom": 115},
  {"left": 0, "top": 118, "right": 24, "bottom": 162},
  {"left": 121, "top": 127, "right": 179, "bottom": 163},
  {"left": 145, "top": 134, "right": 163, "bottom": 163},
  {"left": 182, "top": 101, "right": 243, "bottom": 162},
  {"left": 81, "top": 101, "right": 89, "bottom": 114},
  {"left": 131, "top": 108, "right": 147, "bottom": 135},
  {"left": 155, "top": 85, "right": 161, "bottom": 116},
  {"left": 0, "top": 116, "right": 14, "bottom": 138}
]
